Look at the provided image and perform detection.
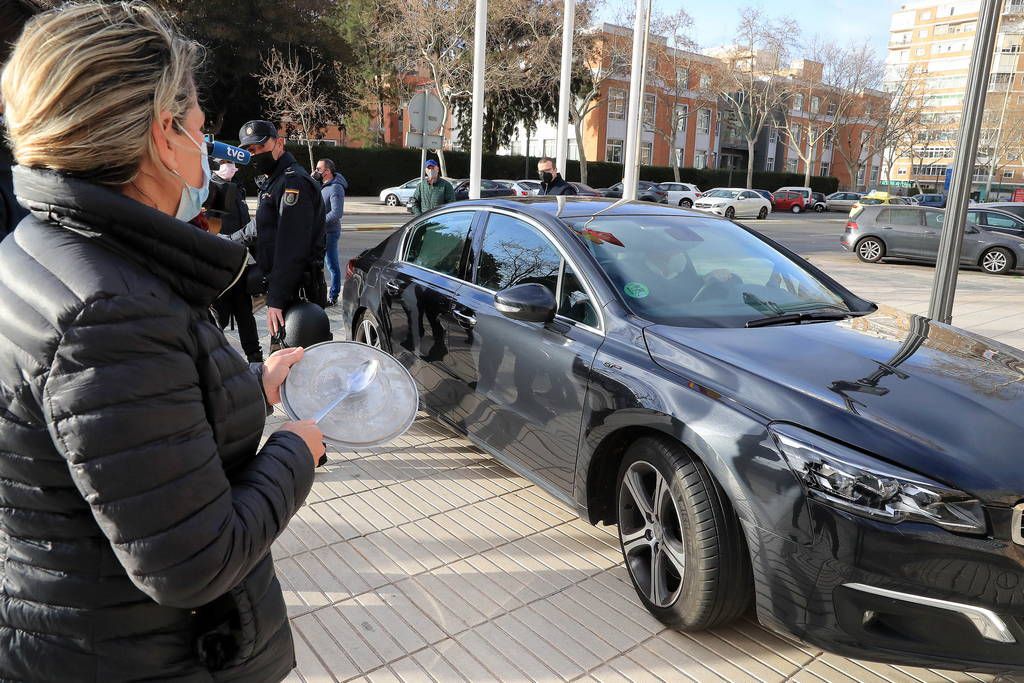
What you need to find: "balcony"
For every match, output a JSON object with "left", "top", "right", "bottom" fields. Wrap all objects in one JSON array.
[{"left": 1005, "top": 0, "right": 1024, "bottom": 14}]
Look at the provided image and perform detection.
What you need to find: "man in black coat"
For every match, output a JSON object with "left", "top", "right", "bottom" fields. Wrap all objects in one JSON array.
[
  {"left": 240, "top": 120, "right": 327, "bottom": 347},
  {"left": 537, "top": 156, "right": 578, "bottom": 196}
]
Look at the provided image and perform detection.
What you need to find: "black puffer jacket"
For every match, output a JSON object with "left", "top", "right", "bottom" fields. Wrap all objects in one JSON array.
[{"left": 0, "top": 167, "right": 315, "bottom": 682}]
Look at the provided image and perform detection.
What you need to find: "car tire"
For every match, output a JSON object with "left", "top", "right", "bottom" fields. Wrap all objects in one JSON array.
[
  {"left": 353, "top": 310, "right": 390, "bottom": 351},
  {"left": 680, "top": 198, "right": 693, "bottom": 208},
  {"left": 757, "top": 207, "right": 768, "bottom": 220},
  {"left": 814, "top": 204, "right": 825, "bottom": 213},
  {"left": 616, "top": 436, "right": 752, "bottom": 631},
  {"left": 724, "top": 207, "right": 735, "bottom": 219},
  {"left": 856, "top": 236, "right": 885, "bottom": 263},
  {"left": 980, "top": 247, "right": 1014, "bottom": 275},
  {"left": 385, "top": 194, "right": 400, "bottom": 207},
  {"left": 791, "top": 205, "right": 801, "bottom": 214}
]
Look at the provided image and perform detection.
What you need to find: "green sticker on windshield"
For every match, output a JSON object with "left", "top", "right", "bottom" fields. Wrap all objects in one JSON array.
[{"left": 624, "top": 282, "right": 650, "bottom": 299}]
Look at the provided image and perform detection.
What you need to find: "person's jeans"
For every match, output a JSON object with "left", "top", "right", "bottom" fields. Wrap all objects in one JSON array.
[{"left": 325, "top": 231, "right": 342, "bottom": 302}]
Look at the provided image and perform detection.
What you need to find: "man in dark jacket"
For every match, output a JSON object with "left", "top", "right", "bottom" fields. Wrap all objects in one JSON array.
[
  {"left": 537, "top": 156, "right": 577, "bottom": 196},
  {"left": 240, "top": 120, "right": 327, "bottom": 347},
  {"left": 410, "top": 159, "right": 455, "bottom": 215},
  {"left": 314, "top": 158, "right": 347, "bottom": 306}
]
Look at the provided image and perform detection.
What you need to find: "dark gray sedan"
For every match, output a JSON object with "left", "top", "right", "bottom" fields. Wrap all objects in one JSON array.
[{"left": 841, "top": 204, "right": 1024, "bottom": 274}]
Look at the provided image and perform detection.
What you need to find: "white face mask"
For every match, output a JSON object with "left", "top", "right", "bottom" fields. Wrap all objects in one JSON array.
[
  {"left": 170, "top": 124, "right": 211, "bottom": 222},
  {"left": 215, "top": 163, "right": 238, "bottom": 181}
]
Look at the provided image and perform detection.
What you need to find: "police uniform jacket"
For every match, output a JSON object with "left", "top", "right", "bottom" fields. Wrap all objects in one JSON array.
[
  {"left": 0, "top": 166, "right": 315, "bottom": 682},
  {"left": 254, "top": 152, "right": 326, "bottom": 309}
]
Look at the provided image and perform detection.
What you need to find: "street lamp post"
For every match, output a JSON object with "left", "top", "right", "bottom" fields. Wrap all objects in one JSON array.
[
  {"left": 621, "top": 0, "right": 651, "bottom": 201},
  {"left": 928, "top": 0, "right": 1002, "bottom": 323},
  {"left": 554, "top": 0, "right": 576, "bottom": 178},
  {"left": 468, "top": 0, "right": 487, "bottom": 200}
]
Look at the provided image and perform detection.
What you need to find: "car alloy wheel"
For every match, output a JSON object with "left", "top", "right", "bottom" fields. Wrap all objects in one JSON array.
[
  {"left": 616, "top": 436, "right": 751, "bottom": 630},
  {"left": 856, "top": 237, "right": 885, "bottom": 263},
  {"left": 385, "top": 194, "right": 400, "bottom": 207},
  {"left": 724, "top": 207, "right": 735, "bottom": 219},
  {"left": 815, "top": 204, "right": 825, "bottom": 213},
  {"left": 981, "top": 247, "right": 1013, "bottom": 275},
  {"left": 619, "top": 461, "right": 686, "bottom": 608},
  {"left": 791, "top": 205, "right": 801, "bottom": 213},
  {"left": 680, "top": 199, "right": 693, "bottom": 208},
  {"left": 354, "top": 311, "right": 386, "bottom": 349},
  {"left": 757, "top": 207, "right": 768, "bottom": 220}
]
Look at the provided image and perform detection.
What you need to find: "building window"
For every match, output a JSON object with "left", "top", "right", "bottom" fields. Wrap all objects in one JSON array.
[
  {"left": 768, "top": 127, "right": 777, "bottom": 144},
  {"left": 569, "top": 140, "right": 579, "bottom": 161},
  {"left": 793, "top": 93, "right": 804, "bottom": 111},
  {"left": 699, "top": 73, "right": 711, "bottom": 90},
  {"left": 916, "top": 47, "right": 926, "bottom": 56},
  {"left": 1004, "top": 170, "right": 1015, "bottom": 179},
  {"left": 676, "top": 148, "right": 685, "bottom": 166},
  {"left": 820, "top": 161, "right": 830, "bottom": 176},
  {"left": 827, "top": 101, "right": 837, "bottom": 116},
  {"left": 675, "top": 104, "right": 689, "bottom": 131},
  {"left": 857, "top": 167, "right": 866, "bottom": 185},
  {"left": 786, "top": 158, "right": 799, "bottom": 173},
  {"left": 608, "top": 89, "right": 626, "bottom": 120},
  {"left": 641, "top": 142, "right": 653, "bottom": 166},
  {"left": 541, "top": 139, "right": 555, "bottom": 157},
  {"left": 766, "top": 156, "right": 775, "bottom": 171},
  {"left": 697, "top": 108, "right": 711, "bottom": 134},
  {"left": 642, "top": 93, "right": 657, "bottom": 130},
  {"left": 898, "top": 168, "right": 907, "bottom": 175},
  {"left": 919, "top": 29, "right": 928, "bottom": 37},
  {"left": 811, "top": 96, "right": 820, "bottom": 113},
  {"left": 676, "top": 68, "right": 689, "bottom": 89},
  {"left": 824, "top": 131, "right": 834, "bottom": 149},
  {"left": 606, "top": 138, "right": 624, "bottom": 163},
  {"left": 694, "top": 150, "right": 707, "bottom": 169},
  {"left": 792, "top": 127, "right": 802, "bottom": 144}
]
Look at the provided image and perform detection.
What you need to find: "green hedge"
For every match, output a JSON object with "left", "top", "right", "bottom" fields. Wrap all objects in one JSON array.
[{"left": 237, "top": 143, "right": 838, "bottom": 196}]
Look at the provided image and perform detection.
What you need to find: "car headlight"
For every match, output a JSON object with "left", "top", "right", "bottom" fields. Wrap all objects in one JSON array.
[{"left": 770, "top": 424, "right": 987, "bottom": 535}]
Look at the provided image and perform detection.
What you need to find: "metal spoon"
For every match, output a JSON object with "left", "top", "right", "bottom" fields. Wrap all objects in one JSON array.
[{"left": 313, "top": 359, "right": 380, "bottom": 424}]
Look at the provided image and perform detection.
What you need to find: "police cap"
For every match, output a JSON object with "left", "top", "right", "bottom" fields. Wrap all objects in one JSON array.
[{"left": 239, "top": 120, "right": 279, "bottom": 148}]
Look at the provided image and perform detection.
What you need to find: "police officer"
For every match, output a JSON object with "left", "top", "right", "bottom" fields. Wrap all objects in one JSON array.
[{"left": 239, "top": 120, "right": 327, "bottom": 347}]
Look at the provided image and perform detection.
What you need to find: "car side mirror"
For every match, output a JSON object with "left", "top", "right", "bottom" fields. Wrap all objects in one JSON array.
[
  {"left": 965, "top": 224, "right": 980, "bottom": 234},
  {"left": 494, "top": 283, "right": 557, "bottom": 323}
]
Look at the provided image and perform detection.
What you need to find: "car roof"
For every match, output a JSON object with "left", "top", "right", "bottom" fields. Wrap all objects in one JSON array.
[{"left": 448, "top": 196, "right": 711, "bottom": 219}]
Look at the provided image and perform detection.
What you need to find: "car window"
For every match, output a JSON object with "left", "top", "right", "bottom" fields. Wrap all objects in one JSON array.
[
  {"left": 560, "top": 262, "right": 599, "bottom": 327},
  {"left": 885, "top": 207, "right": 922, "bottom": 226},
  {"left": 924, "top": 211, "right": 944, "bottom": 229},
  {"left": 403, "top": 180, "right": 419, "bottom": 189},
  {"left": 992, "top": 204, "right": 1024, "bottom": 219},
  {"left": 983, "top": 212, "right": 1023, "bottom": 229},
  {"left": 476, "top": 214, "right": 561, "bottom": 293},
  {"left": 741, "top": 191, "right": 759, "bottom": 199},
  {"left": 967, "top": 210, "right": 981, "bottom": 225},
  {"left": 404, "top": 211, "right": 475, "bottom": 278},
  {"left": 567, "top": 215, "right": 849, "bottom": 327}
]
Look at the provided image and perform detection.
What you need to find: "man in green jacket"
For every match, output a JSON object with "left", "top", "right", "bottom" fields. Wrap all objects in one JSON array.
[{"left": 409, "top": 159, "right": 455, "bottom": 216}]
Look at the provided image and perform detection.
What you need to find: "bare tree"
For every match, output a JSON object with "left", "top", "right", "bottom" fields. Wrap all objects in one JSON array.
[
  {"left": 258, "top": 48, "right": 337, "bottom": 169},
  {"left": 709, "top": 8, "right": 799, "bottom": 188},
  {"left": 878, "top": 65, "right": 926, "bottom": 189},
  {"left": 779, "top": 39, "right": 882, "bottom": 188},
  {"left": 980, "top": 92, "right": 1024, "bottom": 197}
]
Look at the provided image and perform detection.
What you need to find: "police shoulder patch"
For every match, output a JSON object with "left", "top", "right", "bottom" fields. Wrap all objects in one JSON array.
[{"left": 283, "top": 188, "right": 300, "bottom": 206}]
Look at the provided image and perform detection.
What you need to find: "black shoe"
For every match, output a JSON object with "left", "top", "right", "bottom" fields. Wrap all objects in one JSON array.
[{"left": 246, "top": 351, "right": 264, "bottom": 364}]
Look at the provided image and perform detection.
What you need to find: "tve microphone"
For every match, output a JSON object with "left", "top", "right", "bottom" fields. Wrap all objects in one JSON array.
[{"left": 204, "top": 136, "right": 251, "bottom": 165}]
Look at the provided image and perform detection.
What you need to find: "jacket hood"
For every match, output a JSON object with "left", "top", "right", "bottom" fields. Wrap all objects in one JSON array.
[
  {"left": 13, "top": 166, "right": 246, "bottom": 307},
  {"left": 327, "top": 174, "right": 348, "bottom": 190},
  {"left": 645, "top": 306, "right": 1024, "bottom": 504}
]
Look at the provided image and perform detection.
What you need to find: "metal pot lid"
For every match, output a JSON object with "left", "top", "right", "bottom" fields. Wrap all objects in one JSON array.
[{"left": 281, "top": 341, "right": 418, "bottom": 449}]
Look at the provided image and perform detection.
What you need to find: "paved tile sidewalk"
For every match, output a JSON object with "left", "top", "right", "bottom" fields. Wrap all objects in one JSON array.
[{"left": 231, "top": 253, "right": 1021, "bottom": 682}]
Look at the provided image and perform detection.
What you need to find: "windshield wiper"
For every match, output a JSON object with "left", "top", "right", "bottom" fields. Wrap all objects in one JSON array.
[
  {"left": 745, "top": 309, "right": 854, "bottom": 328},
  {"left": 742, "top": 292, "right": 785, "bottom": 316}
]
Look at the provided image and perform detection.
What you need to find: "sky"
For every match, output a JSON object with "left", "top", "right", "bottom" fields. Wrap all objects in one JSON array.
[{"left": 600, "top": 0, "right": 908, "bottom": 59}]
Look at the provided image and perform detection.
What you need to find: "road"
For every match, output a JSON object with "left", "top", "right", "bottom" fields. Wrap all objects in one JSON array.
[{"left": 338, "top": 211, "right": 852, "bottom": 266}]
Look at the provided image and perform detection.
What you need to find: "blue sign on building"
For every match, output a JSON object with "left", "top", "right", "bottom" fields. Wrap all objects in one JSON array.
[{"left": 944, "top": 166, "right": 954, "bottom": 192}]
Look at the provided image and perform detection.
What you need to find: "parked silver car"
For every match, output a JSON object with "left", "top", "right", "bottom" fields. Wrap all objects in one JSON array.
[
  {"left": 841, "top": 204, "right": 1024, "bottom": 274},
  {"left": 974, "top": 201, "right": 1024, "bottom": 220},
  {"left": 825, "top": 191, "right": 864, "bottom": 212}
]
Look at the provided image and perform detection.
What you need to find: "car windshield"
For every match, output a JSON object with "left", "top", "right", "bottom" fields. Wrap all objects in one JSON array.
[
  {"left": 705, "top": 190, "right": 740, "bottom": 199},
  {"left": 566, "top": 215, "right": 851, "bottom": 328},
  {"left": 860, "top": 198, "right": 883, "bottom": 205}
]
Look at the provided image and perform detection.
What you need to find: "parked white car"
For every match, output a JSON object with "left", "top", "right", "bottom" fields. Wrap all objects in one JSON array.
[
  {"left": 658, "top": 182, "right": 703, "bottom": 208},
  {"left": 379, "top": 178, "right": 421, "bottom": 207},
  {"left": 693, "top": 188, "right": 772, "bottom": 219},
  {"left": 496, "top": 179, "right": 542, "bottom": 196}
]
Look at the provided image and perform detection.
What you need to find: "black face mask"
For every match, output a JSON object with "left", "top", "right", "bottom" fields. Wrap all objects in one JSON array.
[
  {"left": 312, "top": 171, "right": 324, "bottom": 183},
  {"left": 539, "top": 170, "right": 554, "bottom": 184},
  {"left": 251, "top": 151, "right": 276, "bottom": 177}
]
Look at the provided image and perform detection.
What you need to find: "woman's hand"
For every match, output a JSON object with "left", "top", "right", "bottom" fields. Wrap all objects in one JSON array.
[
  {"left": 262, "top": 346, "right": 304, "bottom": 406},
  {"left": 278, "top": 420, "right": 326, "bottom": 465}
]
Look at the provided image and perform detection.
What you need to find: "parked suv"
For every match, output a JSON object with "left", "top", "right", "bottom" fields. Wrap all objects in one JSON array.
[
  {"left": 912, "top": 193, "right": 946, "bottom": 208},
  {"left": 775, "top": 185, "right": 813, "bottom": 205},
  {"left": 773, "top": 190, "right": 807, "bottom": 213},
  {"left": 658, "top": 182, "right": 702, "bottom": 207},
  {"left": 841, "top": 204, "right": 1024, "bottom": 274}
]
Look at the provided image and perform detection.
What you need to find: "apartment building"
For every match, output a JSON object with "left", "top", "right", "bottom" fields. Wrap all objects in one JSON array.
[
  {"left": 497, "top": 25, "right": 885, "bottom": 190},
  {"left": 886, "top": 0, "right": 1024, "bottom": 197}
]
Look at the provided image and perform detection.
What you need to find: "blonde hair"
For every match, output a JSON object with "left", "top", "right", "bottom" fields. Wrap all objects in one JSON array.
[{"left": 1, "top": 1, "right": 202, "bottom": 186}]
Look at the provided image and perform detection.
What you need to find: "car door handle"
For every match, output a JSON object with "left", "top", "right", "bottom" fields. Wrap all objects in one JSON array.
[
  {"left": 881, "top": 226, "right": 893, "bottom": 230},
  {"left": 384, "top": 279, "right": 402, "bottom": 294},
  {"left": 452, "top": 309, "right": 476, "bottom": 327}
]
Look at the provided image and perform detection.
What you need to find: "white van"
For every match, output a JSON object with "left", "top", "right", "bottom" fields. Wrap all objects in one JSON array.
[{"left": 775, "top": 186, "right": 814, "bottom": 203}]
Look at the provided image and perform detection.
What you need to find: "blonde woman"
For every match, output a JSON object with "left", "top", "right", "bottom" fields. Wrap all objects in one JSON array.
[{"left": 0, "top": 3, "right": 325, "bottom": 680}]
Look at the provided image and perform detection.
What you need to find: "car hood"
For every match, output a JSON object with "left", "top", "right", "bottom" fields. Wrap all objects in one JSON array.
[{"left": 645, "top": 306, "right": 1024, "bottom": 504}]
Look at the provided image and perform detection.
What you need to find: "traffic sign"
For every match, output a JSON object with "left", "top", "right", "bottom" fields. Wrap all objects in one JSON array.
[
  {"left": 407, "top": 132, "right": 444, "bottom": 149},
  {"left": 407, "top": 91, "right": 445, "bottom": 136}
]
